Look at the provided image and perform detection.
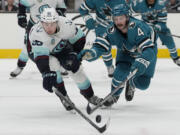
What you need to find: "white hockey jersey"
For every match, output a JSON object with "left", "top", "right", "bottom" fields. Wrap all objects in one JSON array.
[
  {"left": 29, "top": 16, "right": 85, "bottom": 59},
  {"left": 20, "top": 0, "right": 66, "bottom": 23}
]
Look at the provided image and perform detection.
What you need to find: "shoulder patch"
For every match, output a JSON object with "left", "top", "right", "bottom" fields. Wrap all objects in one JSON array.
[
  {"left": 107, "top": 26, "right": 115, "bottom": 34},
  {"left": 129, "top": 22, "right": 136, "bottom": 29}
]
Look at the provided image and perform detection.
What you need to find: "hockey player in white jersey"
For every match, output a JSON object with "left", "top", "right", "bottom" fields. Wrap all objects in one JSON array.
[
  {"left": 28, "top": 8, "right": 102, "bottom": 110},
  {"left": 10, "top": 0, "right": 67, "bottom": 77}
]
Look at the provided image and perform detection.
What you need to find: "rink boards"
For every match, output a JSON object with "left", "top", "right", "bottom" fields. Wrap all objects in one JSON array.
[{"left": 0, "top": 13, "right": 180, "bottom": 58}]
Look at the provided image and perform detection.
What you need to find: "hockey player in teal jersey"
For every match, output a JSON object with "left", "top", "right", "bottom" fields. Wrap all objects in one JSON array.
[
  {"left": 130, "top": 0, "right": 180, "bottom": 66},
  {"left": 78, "top": 3, "right": 158, "bottom": 106},
  {"left": 79, "top": 0, "right": 127, "bottom": 77}
]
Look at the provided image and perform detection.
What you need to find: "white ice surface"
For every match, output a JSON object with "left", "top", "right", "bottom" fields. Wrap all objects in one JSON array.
[{"left": 0, "top": 59, "right": 180, "bottom": 135}]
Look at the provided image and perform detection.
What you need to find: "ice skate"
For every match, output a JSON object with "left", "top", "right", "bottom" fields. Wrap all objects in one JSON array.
[
  {"left": 103, "top": 95, "right": 119, "bottom": 107},
  {"left": 10, "top": 66, "right": 23, "bottom": 78},
  {"left": 107, "top": 65, "right": 114, "bottom": 78},
  {"left": 59, "top": 95, "right": 74, "bottom": 111},
  {"left": 88, "top": 95, "right": 103, "bottom": 106},
  {"left": 125, "top": 80, "right": 135, "bottom": 101},
  {"left": 173, "top": 56, "right": 180, "bottom": 66}
]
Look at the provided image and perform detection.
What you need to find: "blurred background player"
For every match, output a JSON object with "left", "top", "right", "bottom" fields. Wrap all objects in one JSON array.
[
  {"left": 168, "top": 0, "right": 180, "bottom": 12},
  {"left": 130, "top": 0, "right": 180, "bottom": 66},
  {"left": 10, "top": 0, "right": 68, "bottom": 78},
  {"left": 79, "top": 3, "right": 158, "bottom": 106},
  {"left": 79, "top": 0, "right": 127, "bottom": 77},
  {"left": 28, "top": 8, "right": 103, "bottom": 110},
  {"left": 4, "top": 0, "right": 18, "bottom": 12}
]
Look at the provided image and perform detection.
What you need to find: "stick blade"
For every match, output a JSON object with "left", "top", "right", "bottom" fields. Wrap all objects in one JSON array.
[
  {"left": 98, "top": 117, "right": 110, "bottom": 133},
  {"left": 98, "top": 124, "right": 107, "bottom": 133}
]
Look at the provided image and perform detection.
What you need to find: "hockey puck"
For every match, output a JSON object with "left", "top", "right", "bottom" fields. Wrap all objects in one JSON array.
[{"left": 95, "top": 115, "right": 101, "bottom": 123}]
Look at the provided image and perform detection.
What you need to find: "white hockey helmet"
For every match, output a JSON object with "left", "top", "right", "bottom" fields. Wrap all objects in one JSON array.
[{"left": 40, "top": 8, "right": 59, "bottom": 23}]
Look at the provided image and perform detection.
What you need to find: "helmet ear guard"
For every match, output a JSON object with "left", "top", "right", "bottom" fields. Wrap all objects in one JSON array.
[{"left": 40, "top": 8, "right": 59, "bottom": 23}]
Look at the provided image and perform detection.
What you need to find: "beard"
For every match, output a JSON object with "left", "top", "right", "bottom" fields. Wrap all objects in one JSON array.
[
  {"left": 147, "top": 0, "right": 155, "bottom": 5},
  {"left": 117, "top": 24, "right": 126, "bottom": 30}
]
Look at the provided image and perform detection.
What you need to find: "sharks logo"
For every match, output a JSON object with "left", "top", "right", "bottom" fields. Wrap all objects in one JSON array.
[
  {"left": 107, "top": 26, "right": 115, "bottom": 34},
  {"left": 129, "top": 22, "right": 136, "bottom": 29}
]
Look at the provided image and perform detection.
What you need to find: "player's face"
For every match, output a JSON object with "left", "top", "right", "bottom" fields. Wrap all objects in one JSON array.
[
  {"left": 170, "top": 0, "right": 176, "bottom": 5},
  {"left": 147, "top": 0, "right": 155, "bottom": 5},
  {"left": 113, "top": 15, "right": 128, "bottom": 33},
  {"left": 7, "top": 0, "right": 14, "bottom": 5},
  {"left": 42, "top": 22, "right": 57, "bottom": 35}
]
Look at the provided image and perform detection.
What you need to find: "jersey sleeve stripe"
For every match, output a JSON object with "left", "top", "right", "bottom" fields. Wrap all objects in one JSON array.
[
  {"left": 138, "top": 38, "right": 151, "bottom": 49},
  {"left": 96, "top": 37, "right": 110, "bottom": 46},
  {"left": 91, "top": 48, "right": 98, "bottom": 58},
  {"left": 158, "top": 16, "right": 167, "bottom": 20},
  {"left": 80, "top": 4, "right": 86, "bottom": 10},
  {"left": 94, "top": 41, "right": 109, "bottom": 51},
  {"left": 83, "top": 1, "right": 92, "bottom": 11},
  {"left": 150, "top": 27, "right": 156, "bottom": 43},
  {"left": 102, "top": 52, "right": 112, "bottom": 57},
  {"left": 141, "top": 44, "right": 154, "bottom": 51}
]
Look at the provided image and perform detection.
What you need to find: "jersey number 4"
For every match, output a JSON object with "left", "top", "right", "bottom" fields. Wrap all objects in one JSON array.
[{"left": 138, "top": 28, "right": 144, "bottom": 36}]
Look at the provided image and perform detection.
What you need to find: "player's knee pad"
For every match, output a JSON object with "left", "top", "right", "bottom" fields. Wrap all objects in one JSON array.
[
  {"left": 69, "top": 66, "right": 85, "bottom": 79},
  {"left": 69, "top": 66, "right": 91, "bottom": 87},
  {"left": 61, "top": 52, "right": 81, "bottom": 73},
  {"left": 133, "top": 75, "right": 151, "bottom": 90},
  {"left": 19, "top": 46, "right": 29, "bottom": 61},
  {"left": 69, "top": 66, "right": 93, "bottom": 99},
  {"left": 49, "top": 56, "right": 61, "bottom": 71}
]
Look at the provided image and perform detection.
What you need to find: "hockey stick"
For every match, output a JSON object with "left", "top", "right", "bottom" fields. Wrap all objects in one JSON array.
[
  {"left": 157, "top": 31, "right": 180, "bottom": 38},
  {"left": 72, "top": 14, "right": 82, "bottom": 21},
  {"left": 74, "top": 23, "right": 86, "bottom": 27},
  {"left": 87, "top": 69, "right": 138, "bottom": 115},
  {"left": 53, "top": 88, "right": 110, "bottom": 133}
]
